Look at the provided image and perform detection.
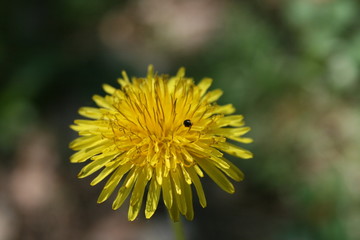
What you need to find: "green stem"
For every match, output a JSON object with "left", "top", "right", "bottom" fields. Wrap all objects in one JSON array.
[{"left": 172, "top": 219, "right": 186, "bottom": 240}]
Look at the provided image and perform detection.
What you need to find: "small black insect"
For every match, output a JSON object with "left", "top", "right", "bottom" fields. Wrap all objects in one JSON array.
[{"left": 183, "top": 119, "right": 193, "bottom": 127}]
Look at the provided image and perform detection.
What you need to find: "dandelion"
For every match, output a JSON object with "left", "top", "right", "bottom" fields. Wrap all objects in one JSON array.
[{"left": 69, "top": 65, "right": 253, "bottom": 221}]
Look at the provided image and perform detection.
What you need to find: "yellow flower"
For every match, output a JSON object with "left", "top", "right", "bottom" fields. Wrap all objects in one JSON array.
[{"left": 69, "top": 65, "right": 253, "bottom": 221}]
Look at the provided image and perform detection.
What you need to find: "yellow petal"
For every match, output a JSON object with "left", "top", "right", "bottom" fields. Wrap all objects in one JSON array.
[
  {"left": 168, "top": 200, "right": 180, "bottom": 222},
  {"left": 170, "top": 168, "right": 182, "bottom": 195},
  {"left": 180, "top": 164, "right": 192, "bottom": 185},
  {"left": 78, "top": 107, "right": 102, "bottom": 119},
  {"left": 70, "top": 119, "right": 109, "bottom": 133},
  {"left": 78, "top": 154, "right": 117, "bottom": 178},
  {"left": 176, "top": 67, "right": 185, "bottom": 78},
  {"left": 112, "top": 185, "right": 132, "bottom": 210},
  {"left": 227, "top": 136, "right": 254, "bottom": 144},
  {"left": 193, "top": 164, "right": 204, "bottom": 178},
  {"left": 197, "top": 78, "right": 212, "bottom": 97},
  {"left": 187, "top": 166, "right": 207, "bottom": 208},
  {"left": 70, "top": 143, "right": 107, "bottom": 163},
  {"left": 102, "top": 84, "right": 116, "bottom": 95},
  {"left": 218, "top": 157, "right": 245, "bottom": 182},
  {"left": 183, "top": 176, "right": 194, "bottom": 220},
  {"left": 162, "top": 176, "right": 173, "bottom": 209},
  {"left": 124, "top": 167, "right": 140, "bottom": 188},
  {"left": 112, "top": 168, "right": 138, "bottom": 210},
  {"left": 196, "top": 158, "right": 235, "bottom": 194},
  {"left": 216, "top": 115, "right": 244, "bottom": 127},
  {"left": 210, "top": 127, "right": 251, "bottom": 137},
  {"left": 128, "top": 170, "right": 148, "bottom": 221},
  {"left": 145, "top": 177, "right": 161, "bottom": 219},
  {"left": 203, "top": 89, "right": 223, "bottom": 103},
  {"left": 69, "top": 135, "right": 102, "bottom": 150},
  {"left": 147, "top": 65, "right": 154, "bottom": 78},
  {"left": 90, "top": 161, "right": 122, "bottom": 186},
  {"left": 130, "top": 170, "right": 148, "bottom": 206},
  {"left": 92, "top": 95, "right": 114, "bottom": 109},
  {"left": 215, "top": 142, "right": 253, "bottom": 159},
  {"left": 173, "top": 175, "right": 187, "bottom": 215},
  {"left": 97, "top": 163, "right": 132, "bottom": 203},
  {"left": 155, "top": 161, "right": 163, "bottom": 185},
  {"left": 212, "top": 104, "right": 235, "bottom": 114}
]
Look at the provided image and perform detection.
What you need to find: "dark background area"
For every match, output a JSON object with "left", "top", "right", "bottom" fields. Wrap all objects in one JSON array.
[{"left": 1, "top": 0, "right": 360, "bottom": 239}]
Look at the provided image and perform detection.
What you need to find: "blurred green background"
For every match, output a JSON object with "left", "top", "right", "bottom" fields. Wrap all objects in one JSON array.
[{"left": 1, "top": 0, "right": 360, "bottom": 239}]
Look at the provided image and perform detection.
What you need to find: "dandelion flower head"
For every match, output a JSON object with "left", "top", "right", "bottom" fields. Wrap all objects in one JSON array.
[{"left": 69, "top": 65, "right": 253, "bottom": 221}]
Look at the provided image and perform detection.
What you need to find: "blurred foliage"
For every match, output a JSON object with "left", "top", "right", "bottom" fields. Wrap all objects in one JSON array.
[{"left": 1, "top": 0, "right": 360, "bottom": 240}]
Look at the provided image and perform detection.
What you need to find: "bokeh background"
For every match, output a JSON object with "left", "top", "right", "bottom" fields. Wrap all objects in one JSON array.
[{"left": 1, "top": 0, "right": 360, "bottom": 239}]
